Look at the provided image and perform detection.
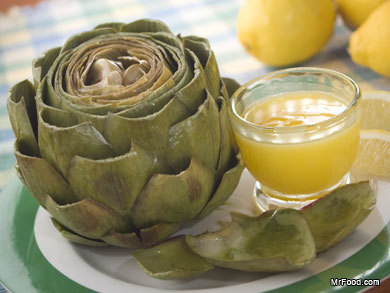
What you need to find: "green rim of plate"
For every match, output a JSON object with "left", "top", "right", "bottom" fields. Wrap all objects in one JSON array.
[{"left": 0, "top": 177, "right": 389, "bottom": 293}]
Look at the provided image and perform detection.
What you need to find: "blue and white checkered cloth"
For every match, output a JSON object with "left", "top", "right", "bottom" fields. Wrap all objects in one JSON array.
[{"left": 1, "top": 0, "right": 389, "bottom": 291}]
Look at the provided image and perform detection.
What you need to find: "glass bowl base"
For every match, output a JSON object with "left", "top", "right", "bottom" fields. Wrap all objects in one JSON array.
[{"left": 253, "top": 173, "right": 351, "bottom": 212}]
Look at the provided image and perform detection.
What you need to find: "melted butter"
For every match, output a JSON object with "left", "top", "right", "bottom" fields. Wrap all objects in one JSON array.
[{"left": 244, "top": 91, "right": 347, "bottom": 127}]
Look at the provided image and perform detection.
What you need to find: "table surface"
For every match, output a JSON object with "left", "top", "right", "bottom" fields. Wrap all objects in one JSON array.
[{"left": 0, "top": 0, "right": 389, "bottom": 292}]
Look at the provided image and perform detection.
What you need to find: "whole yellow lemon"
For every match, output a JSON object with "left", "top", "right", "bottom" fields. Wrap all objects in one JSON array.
[
  {"left": 237, "top": 0, "right": 336, "bottom": 67},
  {"left": 336, "top": 0, "right": 388, "bottom": 29},
  {"left": 349, "top": 1, "right": 390, "bottom": 77}
]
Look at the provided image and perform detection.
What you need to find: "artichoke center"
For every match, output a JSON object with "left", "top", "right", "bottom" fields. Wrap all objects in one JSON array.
[{"left": 82, "top": 57, "right": 150, "bottom": 93}]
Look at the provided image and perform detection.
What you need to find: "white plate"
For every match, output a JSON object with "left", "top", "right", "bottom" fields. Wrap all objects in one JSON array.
[{"left": 34, "top": 170, "right": 390, "bottom": 293}]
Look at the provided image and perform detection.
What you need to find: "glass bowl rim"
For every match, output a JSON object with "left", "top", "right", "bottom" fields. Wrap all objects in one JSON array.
[{"left": 229, "top": 67, "right": 361, "bottom": 134}]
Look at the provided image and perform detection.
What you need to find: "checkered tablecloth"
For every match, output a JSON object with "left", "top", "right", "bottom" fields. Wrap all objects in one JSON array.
[{"left": 0, "top": 0, "right": 389, "bottom": 291}]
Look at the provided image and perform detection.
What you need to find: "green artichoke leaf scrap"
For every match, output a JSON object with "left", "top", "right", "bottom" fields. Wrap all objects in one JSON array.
[
  {"left": 133, "top": 236, "right": 215, "bottom": 280},
  {"left": 301, "top": 181, "right": 376, "bottom": 252},
  {"left": 186, "top": 209, "right": 316, "bottom": 272},
  {"left": 140, "top": 222, "right": 181, "bottom": 246}
]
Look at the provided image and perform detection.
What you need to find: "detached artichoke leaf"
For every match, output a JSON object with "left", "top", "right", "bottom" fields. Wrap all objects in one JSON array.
[
  {"left": 301, "top": 181, "right": 376, "bottom": 252},
  {"left": 51, "top": 218, "right": 108, "bottom": 247},
  {"left": 198, "top": 154, "right": 244, "bottom": 218},
  {"left": 166, "top": 91, "right": 220, "bottom": 172},
  {"left": 186, "top": 209, "right": 316, "bottom": 272},
  {"left": 7, "top": 80, "right": 39, "bottom": 157},
  {"left": 14, "top": 143, "right": 78, "bottom": 207},
  {"left": 66, "top": 142, "right": 168, "bottom": 216},
  {"left": 140, "top": 222, "right": 181, "bottom": 246},
  {"left": 133, "top": 236, "right": 215, "bottom": 280},
  {"left": 130, "top": 158, "right": 215, "bottom": 229},
  {"left": 38, "top": 110, "right": 114, "bottom": 176},
  {"left": 32, "top": 47, "right": 61, "bottom": 88},
  {"left": 46, "top": 195, "right": 133, "bottom": 239},
  {"left": 104, "top": 96, "right": 190, "bottom": 156}
]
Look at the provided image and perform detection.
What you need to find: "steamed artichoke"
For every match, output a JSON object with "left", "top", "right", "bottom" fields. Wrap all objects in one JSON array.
[{"left": 7, "top": 19, "right": 243, "bottom": 248}]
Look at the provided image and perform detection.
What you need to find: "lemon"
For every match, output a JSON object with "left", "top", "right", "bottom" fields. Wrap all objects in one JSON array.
[
  {"left": 237, "top": 0, "right": 336, "bottom": 66},
  {"left": 361, "top": 91, "right": 390, "bottom": 131},
  {"left": 349, "top": 1, "right": 390, "bottom": 77},
  {"left": 352, "top": 129, "right": 390, "bottom": 179},
  {"left": 336, "top": 0, "right": 388, "bottom": 29}
]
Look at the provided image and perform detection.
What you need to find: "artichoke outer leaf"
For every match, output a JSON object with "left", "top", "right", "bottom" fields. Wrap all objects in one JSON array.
[
  {"left": 46, "top": 195, "right": 133, "bottom": 240},
  {"left": 215, "top": 95, "right": 237, "bottom": 179},
  {"left": 66, "top": 142, "right": 168, "bottom": 216},
  {"left": 198, "top": 154, "right": 244, "bottom": 218},
  {"left": 32, "top": 47, "right": 61, "bottom": 88},
  {"left": 221, "top": 77, "right": 241, "bottom": 98},
  {"left": 51, "top": 218, "right": 107, "bottom": 247},
  {"left": 120, "top": 19, "right": 172, "bottom": 34},
  {"left": 7, "top": 80, "right": 39, "bottom": 157},
  {"left": 174, "top": 63, "right": 207, "bottom": 114},
  {"left": 94, "top": 22, "right": 125, "bottom": 32},
  {"left": 140, "top": 222, "right": 181, "bottom": 246},
  {"left": 60, "top": 28, "right": 116, "bottom": 53},
  {"left": 301, "top": 181, "right": 376, "bottom": 252},
  {"left": 38, "top": 111, "right": 114, "bottom": 176},
  {"left": 183, "top": 36, "right": 221, "bottom": 99},
  {"left": 101, "top": 231, "right": 142, "bottom": 249},
  {"left": 186, "top": 209, "right": 316, "bottom": 272},
  {"left": 14, "top": 142, "right": 78, "bottom": 207},
  {"left": 104, "top": 95, "right": 190, "bottom": 156},
  {"left": 130, "top": 157, "right": 215, "bottom": 229},
  {"left": 133, "top": 236, "right": 215, "bottom": 280},
  {"left": 165, "top": 91, "right": 220, "bottom": 172}
]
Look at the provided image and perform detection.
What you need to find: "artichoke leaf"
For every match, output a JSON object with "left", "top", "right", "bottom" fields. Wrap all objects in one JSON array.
[
  {"left": 174, "top": 51, "right": 207, "bottom": 114},
  {"left": 60, "top": 28, "right": 116, "bottom": 53},
  {"left": 66, "top": 142, "right": 168, "bottom": 216},
  {"left": 7, "top": 80, "right": 39, "bottom": 157},
  {"left": 51, "top": 218, "right": 107, "bottom": 247},
  {"left": 133, "top": 236, "right": 215, "bottom": 280},
  {"left": 130, "top": 158, "right": 215, "bottom": 229},
  {"left": 32, "top": 47, "right": 61, "bottom": 88},
  {"left": 183, "top": 36, "right": 220, "bottom": 99},
  {"left": 46, "top": 195, "right": 133, "bottom": 239},
  {"left": 94, "top": 22, "right": 125, "bottom": 32},
  {"left": 198, "top": 154, "right": 244, "bottom": 218},
  {"left": 120, "top": 19, "right": 172, "bottom": 34},
  {"left": 215, "top": 95, "right": 237, "bottom": 179},
  {"left": 165, "top": 91, "right": 220, "bottom": 172},
  {"left": 38, "top": 108, "right": 114, "bottom": 176},
  {"left": 221, "top": 77, "right": 241, "bottom": 98},
  {"left": 140, "top": 222, "right": 181, "bottom": 246},
  {"left": 14, "top": 142, "right": 78, "bottom": 207},
  {"left": 104, "top": 96, "right": 190, "bottom": 156},
  {"left": 101, "top": 231, "right": 142, "bottom": 249},
  {"left": 186, "top": 209, "right": 316, "bottom": 272},
  {"left": 301, "top": 181, "right": 376, "bottom": 252}
]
